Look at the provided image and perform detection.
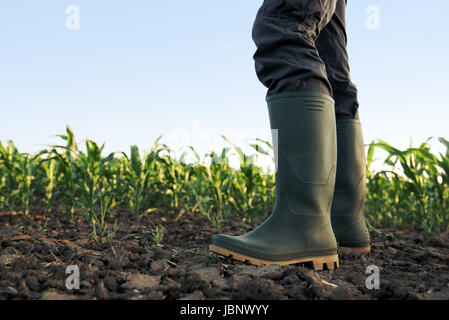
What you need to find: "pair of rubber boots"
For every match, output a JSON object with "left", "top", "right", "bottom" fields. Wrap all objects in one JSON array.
[{"left": 210, "top": 92, "right": 370, "bottom": 271}]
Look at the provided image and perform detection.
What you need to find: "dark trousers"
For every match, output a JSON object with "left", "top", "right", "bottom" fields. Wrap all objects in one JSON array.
[{"left": 252, "top": 0, "right": 359, "bottom": 119}]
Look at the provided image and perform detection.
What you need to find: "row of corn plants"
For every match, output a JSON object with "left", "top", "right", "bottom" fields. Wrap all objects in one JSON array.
[
  {"left": 0, "top": 127, "right": 276, "bottom": 234},
  {"left": 1, "top": 126, "right": 448, "bottom": 234}
]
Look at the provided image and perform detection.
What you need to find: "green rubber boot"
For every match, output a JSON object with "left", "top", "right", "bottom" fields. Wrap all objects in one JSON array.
[
  {"left": 210, "top": 92, "right": 339, "bottom": 270},
  {"left": 331, "top": 118, "right": 371, "bottom": 254}
]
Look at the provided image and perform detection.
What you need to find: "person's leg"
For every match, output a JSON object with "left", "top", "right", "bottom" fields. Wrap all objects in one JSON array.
[
  {"left": 315, "top": 0, "right": 358, "bottom": 119},
  {"left": 210, "top": 0, "right": 341, "bottom": 270},
  {"left": 316, "top": 0, "right": 371, "bottom": 253},
  {"left": 252, "top": 0, "right": 338, "bottom": 97}
]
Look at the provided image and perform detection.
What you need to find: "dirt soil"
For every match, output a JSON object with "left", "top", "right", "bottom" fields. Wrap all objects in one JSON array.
[{"left": 1, "top": 209, "right": 449, "bottom": 300}]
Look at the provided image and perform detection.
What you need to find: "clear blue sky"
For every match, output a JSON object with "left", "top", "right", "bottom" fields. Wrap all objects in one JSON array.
[{"left": 1, "top": 0, "right": 448, "bottom": 157}]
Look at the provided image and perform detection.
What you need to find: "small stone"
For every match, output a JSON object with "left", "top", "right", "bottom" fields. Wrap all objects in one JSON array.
[
  {"left": 2, "top": 286, "right": 18, "bottom": 298},
  {"left": 191, "top": 267, "right": 228, "bottom": 289},
  {"left": 150, "top": 260, "right": 168, "bottom": 273},
  {"left": 122, "top": 273, "right": 161, "bottom": 290},
  {"left": 40, "top": 238, "right": 57, "bottom": 249}
]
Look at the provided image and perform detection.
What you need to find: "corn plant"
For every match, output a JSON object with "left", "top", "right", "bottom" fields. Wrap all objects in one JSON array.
[
  {"left": 0, "top": 141, "right": 20, "bottom": 210},
  {"left": 46, "top": 126, "right": 79, "bottom": 219},
  {"left": 90, "top": 193, "right": 117, "bottom": 244},
  {"left": 40, "top": 158, "right": 57, "bottom": 213},
  {"left": 75, "top": 140, "right": 115, "bottom": 220},
  {"left": 123, "top": 140, "right": 161, "bottom": 219}
]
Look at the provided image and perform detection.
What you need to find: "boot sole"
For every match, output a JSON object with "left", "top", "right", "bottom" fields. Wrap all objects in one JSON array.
[
  {"left": 209, "top": 245, "right": 339, "bottom": 271},
  {"left": 338, "top": 246, "right": 371, "bottom": 255}
]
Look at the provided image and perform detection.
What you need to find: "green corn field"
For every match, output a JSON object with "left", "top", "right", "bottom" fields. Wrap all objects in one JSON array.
[{"left": 1, "top": 126, "right": 448, "bottom": 241}]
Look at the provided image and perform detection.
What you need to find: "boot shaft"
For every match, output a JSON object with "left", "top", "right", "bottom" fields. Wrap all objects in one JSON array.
[
  {"left": 331, "top": 118, "right": 370, "bottom": 249},
  {"left": 267, "top": 92, "right": 337, "bottom": 215}
]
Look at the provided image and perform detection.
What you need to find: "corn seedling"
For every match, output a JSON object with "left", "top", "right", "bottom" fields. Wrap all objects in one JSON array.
[
  {"left": 135, "top": 224, "right": 165, "bottom": 249},
  {"left": 90, "top": 194, "right": 117, "bottom": 244}
]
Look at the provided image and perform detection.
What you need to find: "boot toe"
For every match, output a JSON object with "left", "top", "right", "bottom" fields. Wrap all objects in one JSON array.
[{"left": 211, "top": 234, "right": 247, "bottom": 251}]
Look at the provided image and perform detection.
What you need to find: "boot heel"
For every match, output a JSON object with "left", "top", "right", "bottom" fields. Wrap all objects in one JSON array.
[
  {"left": 338, "top": 246, "right": 371, "bottom": 255},
  {"left": 311, "top": 254, "right": 340, "bottom": 271}
]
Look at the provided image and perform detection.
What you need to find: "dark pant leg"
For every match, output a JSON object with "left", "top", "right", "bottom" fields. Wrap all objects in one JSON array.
[
  {"left": 252, "top": 0, "right": 338, "bottom": 97},
  {"left": 315, "top": 0, "right": 359, "bottom": 119}
]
